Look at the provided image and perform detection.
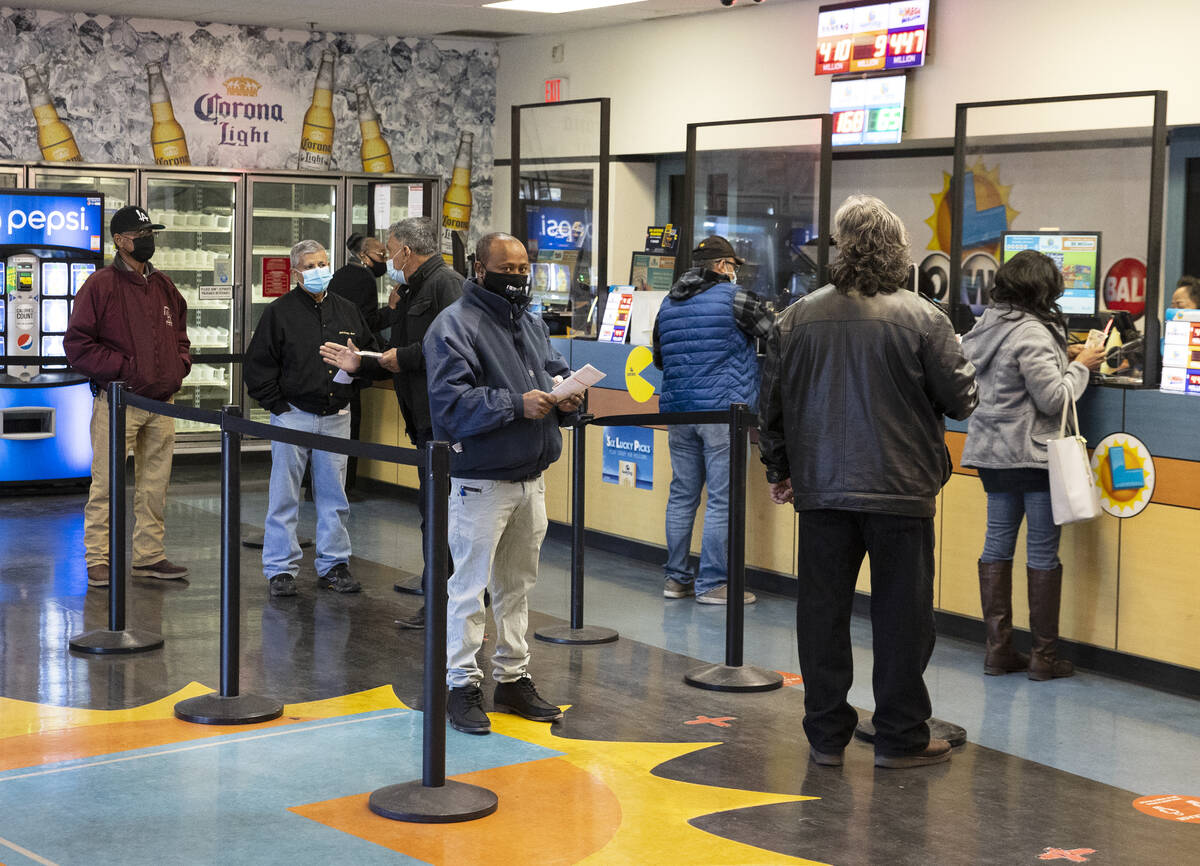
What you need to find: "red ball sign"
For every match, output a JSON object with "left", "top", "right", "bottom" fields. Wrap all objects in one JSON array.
[{"left": 1103, "top": 257, "right": 1146, "bottom": 317}]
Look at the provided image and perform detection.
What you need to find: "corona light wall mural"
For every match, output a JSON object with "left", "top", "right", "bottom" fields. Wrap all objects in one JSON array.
[{"left": 0, "top": 6, "right": 495, "bottom": 237}]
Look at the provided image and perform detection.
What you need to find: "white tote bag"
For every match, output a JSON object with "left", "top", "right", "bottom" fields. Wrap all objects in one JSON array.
[{"left": 1046, "top": 382, "right": 1101, "bottom": 525}]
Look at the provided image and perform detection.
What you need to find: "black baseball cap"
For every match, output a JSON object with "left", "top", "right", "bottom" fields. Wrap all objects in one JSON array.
[
  {"left": 692, "top": 235, "right": 744, "bottom": 265},
  {"left": 110, "top": 205, "right": 164, "bottom": 237}
]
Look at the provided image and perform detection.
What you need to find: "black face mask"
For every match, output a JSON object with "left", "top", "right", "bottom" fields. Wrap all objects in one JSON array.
[
  {"left": 367, "top": 257, "right": 388, "bottom": 278},
  {"left": 129, "top": 236, "right": 155, "bottom": 263},
  {"left": 480, "top": 270, "right": 532, "bottom": 310}
]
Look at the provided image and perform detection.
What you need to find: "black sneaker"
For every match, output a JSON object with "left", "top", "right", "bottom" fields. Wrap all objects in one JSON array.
[
  {"left": 395, "top": 606, "right": 425, "bottom": 629},
  {"left": 493, "top": 676, "right": 563, "bottom": 722},
  {"left": 269, "top": 574, "right": 297, "bottom": 597},
  {"left": 318, "top": 563, "right": 361, "bottom": 593},
  {"left": 447, "top": 685, "right": 490, "bottom": 734}
]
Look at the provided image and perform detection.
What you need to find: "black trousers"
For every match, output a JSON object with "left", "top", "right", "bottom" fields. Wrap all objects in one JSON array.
[{"left": 795, "top": 509, "right": 936, "bottom": 757}]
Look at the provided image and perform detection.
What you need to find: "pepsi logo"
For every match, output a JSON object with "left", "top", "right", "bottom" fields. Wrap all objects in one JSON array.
[{"left": 16, "top": 333, "right": 33, "bottom": 350}]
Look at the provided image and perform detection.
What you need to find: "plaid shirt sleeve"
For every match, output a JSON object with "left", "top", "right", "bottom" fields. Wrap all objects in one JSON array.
[{"left": 732, "top": 288, "right": 776, "bottom": 342}]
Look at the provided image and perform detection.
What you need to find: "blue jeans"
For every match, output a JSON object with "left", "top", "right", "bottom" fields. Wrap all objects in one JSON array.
[
  {"left": 664, "top": 423, "right": 730, "bottom": 595},
  {"left": 263, "top": 406, "right": 352, "bottom": 579},
  {"left": 981, "top": 490, "right": 1061, "bottom": 570}
]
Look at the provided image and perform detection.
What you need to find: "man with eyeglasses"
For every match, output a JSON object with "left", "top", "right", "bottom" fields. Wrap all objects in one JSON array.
[
  {"left": 652, "top": 235, "right": 775, "bottom": 605},
  {"left": 65, "top": 205, "right": 192, "bottom": 589}
]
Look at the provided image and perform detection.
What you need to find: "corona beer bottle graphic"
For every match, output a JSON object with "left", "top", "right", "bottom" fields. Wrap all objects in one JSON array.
[
  {"left": 355, "top": 85, "right": 393, "bottom": 173},
  {"left": 441, "top": 131, "right": 474, "bottom": 273},
  {"left": 21, "top": 66, "right": 81, "bottom": 163},
  {"left": 298, "top": 50, "right": 336, "bottom": 170},
  {"left": 146, "top": 63, "right": 190, "bottom": 166}
]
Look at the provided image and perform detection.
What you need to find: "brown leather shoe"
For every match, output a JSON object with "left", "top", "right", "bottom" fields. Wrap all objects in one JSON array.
[
  {"left": 875, "top": 737, "right": 952, "bottom": 769},
  {"left": 1027, "top": 564, "right": 1074, "bottom": 681},
  {"left": 132, "top": 559, "right": 189, "bottom": 580},
  {"left": 86, "top": 564, "right": 110, "bottom": 588},
  {"left": 978, "top": 560, "right": 1029, "bottom": 675}
]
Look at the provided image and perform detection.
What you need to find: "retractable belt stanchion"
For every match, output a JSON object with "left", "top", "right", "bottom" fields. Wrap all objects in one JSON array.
[
  {"left": 536, "top": 414, "right": 618, "bottom": 646},
  {"left": 71, "top": 381, "right": 164, "bottom": 655},
  {"left": 370, "top": 440, "right": 498, "bottom": 823},
  {"left": 685, "top": 402, "right": 783, "bottom": 693},
  {"left": 176, "top": 405, "right": 283, "bottom": 725}
]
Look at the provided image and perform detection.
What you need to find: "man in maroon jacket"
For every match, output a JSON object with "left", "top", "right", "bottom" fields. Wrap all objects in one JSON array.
[{"left": 65, "top": 206, "right": 192, "bottom": 589}]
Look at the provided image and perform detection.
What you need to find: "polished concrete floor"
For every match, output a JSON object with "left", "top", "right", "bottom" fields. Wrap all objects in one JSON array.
[{"left": 0, "top": 461, "right": 1197, "bottom": 865}]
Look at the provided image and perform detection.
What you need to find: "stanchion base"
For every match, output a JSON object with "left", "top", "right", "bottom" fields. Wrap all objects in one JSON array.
[
  {"left": 174, "top": 693, "right": 284, "bottom": 725},
  {"left": 369, "top": 780, "right": 498, "bottom": 823},
  {"left": 854, "top": 717, "right": 967, "bottom": 748},
  {"left": 535, "top": 625, "right": 619, "bottom": 645},
  {"left": 242, "top": 533, "right": 312, "bottom": 550},
  {"left": 684, "top": 663, "right": 783, "bottom": 693},
  {"left": 69, "top": 628, "right": 164, "bottom": 655}
]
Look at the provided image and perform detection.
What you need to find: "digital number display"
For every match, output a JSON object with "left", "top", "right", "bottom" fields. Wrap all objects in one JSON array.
[
  {"left": 830, "top": 75, "right": 906, "bottom": 146},
  {"left": 816, "top": 0, "right": 929, "bottom": 75}
]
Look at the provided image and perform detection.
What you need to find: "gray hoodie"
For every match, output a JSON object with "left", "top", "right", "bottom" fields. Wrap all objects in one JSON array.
[{"left": 960, "top": 307, "right": 1091, "bottom": 470}]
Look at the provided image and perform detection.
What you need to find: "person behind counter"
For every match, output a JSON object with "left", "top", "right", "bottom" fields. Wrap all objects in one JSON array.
[
  {"left": 960, "top": 250, "right": 1105, "bottom": 681},
  {"left": 1171, "top": 275, "right": 1200, "bottom": 310}
]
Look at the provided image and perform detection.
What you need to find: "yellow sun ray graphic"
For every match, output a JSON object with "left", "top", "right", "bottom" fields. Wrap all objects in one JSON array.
[{"left": 925, "top": 159, "right": 1019, "bottom": 255}]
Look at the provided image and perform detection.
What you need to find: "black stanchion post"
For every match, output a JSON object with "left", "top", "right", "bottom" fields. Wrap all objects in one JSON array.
[
  {"left": 684, "top": 403, "right": 782, "bottom": 693},
  {"left": 370, "top": 441, "right": 498, "bottom": 823},
  {"left": 70, "top": 381, "right": 164, "bottom": 655},
  {"left": 175, "top": 405, "right": 283, "bottom": 725},
  {"left": 536, "top": 414, "right": 618, "bottom": 646}
]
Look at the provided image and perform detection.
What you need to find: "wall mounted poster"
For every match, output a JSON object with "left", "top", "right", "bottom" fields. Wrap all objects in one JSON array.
[
  {"left": 630, "top": 253, "right": 675, "bottom": 292},
  {"left": 602, "top": 426, "right": 653, "bottom": 490}
]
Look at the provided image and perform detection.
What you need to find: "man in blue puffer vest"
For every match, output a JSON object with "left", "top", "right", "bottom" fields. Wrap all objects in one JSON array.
[{"left": 652, "top": 235, "right": 775, "bottom": 604}]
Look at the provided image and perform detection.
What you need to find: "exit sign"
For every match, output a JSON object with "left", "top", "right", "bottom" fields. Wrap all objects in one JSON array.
[{"left": 544, "top": 77, "right": 569, "bottom": 102}]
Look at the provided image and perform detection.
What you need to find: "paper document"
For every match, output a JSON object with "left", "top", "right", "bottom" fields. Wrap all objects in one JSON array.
[
  {"left": 353, "top": 350, "right": 383, "bottom": 357},
  {"left": 551, "top": 364, "right": 605, "bottom": 400}
]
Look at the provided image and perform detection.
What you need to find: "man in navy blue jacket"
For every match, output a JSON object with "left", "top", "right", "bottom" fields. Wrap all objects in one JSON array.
[{"left": 424, "top": 232, "right": 584, "bottom": 735}]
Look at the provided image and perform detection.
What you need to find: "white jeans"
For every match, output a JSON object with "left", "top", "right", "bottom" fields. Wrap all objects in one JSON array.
[{"left": 445, "top": 475, "right": 547, "bottom": 688}]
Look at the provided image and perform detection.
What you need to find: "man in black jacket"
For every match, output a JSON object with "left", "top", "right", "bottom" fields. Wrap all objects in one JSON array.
[
  {"left": 379, "top": 216, "right": 464, "bottom": 621},
  {"left": 759, "top": 195, "right": 977, "bottom": 770},
  {"left": 243, "top": 239, "right": 382, "bottom": 598}
]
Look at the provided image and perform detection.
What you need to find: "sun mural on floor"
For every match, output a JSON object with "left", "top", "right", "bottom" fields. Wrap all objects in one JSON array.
[{"left": 0, "top": 684, "right": 821, "bottom": 865}]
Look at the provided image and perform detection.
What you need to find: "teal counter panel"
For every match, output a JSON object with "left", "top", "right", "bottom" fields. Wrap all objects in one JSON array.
[{"left": 566, "top": 339, "right": 663, "bottom": 392}]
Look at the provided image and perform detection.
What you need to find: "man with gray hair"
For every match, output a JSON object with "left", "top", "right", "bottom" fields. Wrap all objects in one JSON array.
[
  {"left": 381, "top": 217, "right": 465, "bottom": 624},
  {"left": 244, "top": 239, "right": 383, "bottom": 598},
  {"left": 759, "top": 195, "right": 977, "bottom": 769}
]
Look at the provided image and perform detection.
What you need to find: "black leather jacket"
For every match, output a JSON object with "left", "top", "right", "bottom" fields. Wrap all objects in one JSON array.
[{"left": 758, "top": 284, "right": 977, "bottom": 518}]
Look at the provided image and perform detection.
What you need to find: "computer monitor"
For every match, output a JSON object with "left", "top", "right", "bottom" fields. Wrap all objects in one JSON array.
[{"left": 1000, "top": 231, "right": 1102, "bottom": 318}]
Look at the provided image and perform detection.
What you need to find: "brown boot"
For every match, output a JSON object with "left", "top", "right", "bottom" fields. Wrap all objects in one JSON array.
[
  {"left": 978, "top": 560, "right": 1028, "bottom": 675},
  {"left": 1027, "top": 564, "right": 1074, "bottom": 681}
]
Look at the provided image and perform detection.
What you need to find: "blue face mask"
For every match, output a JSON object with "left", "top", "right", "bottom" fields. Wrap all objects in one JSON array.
[
  {"left": 300, "top": 265, "right": 332, "bottom": 295},
  {"left": 387, "top": 264, "right": 407, "bottom": 286}
]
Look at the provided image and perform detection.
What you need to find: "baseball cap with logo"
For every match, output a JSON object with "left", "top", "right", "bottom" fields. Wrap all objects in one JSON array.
[
  {"left": 692, "top": 235, "right": 744, "bottom": 265},
  {"left": 109, "top": 205, "right": 165, "bottom": 237}
]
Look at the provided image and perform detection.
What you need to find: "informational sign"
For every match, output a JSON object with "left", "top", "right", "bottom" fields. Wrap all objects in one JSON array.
[
  {"left": 1002, "top": 232, "right": 1101, "bottom": 317},
  {"left": 1159, "top": 316, "right": 1200, "bottom": 396},
  {"left": 408, "top": 184, "right": 425, "bottom": 218},
  {"left": 1132, "top": 795, "right": 1200, "bottom": 824},
  {"left": 0, "top": 192, "right": 103, "bottom": 252},
  {"left": 624, "top": 345, "right": 656, "bottom": 403},
  {"left": 262, "top": 256, "right": 292, "bottom": 298},
  {"left": 1090, "top": 433, "right": 1155, "bottom": 518},
  {"left": 815, "top": 0, "right": 930, "bottom": 75},
  {"left": 644, "top": 225, "right": 679, "bottom": 255},
  {"left": 830, "top": 75, "right": 906, "bottom": 147},
  {"left": 199, "top": 284, "right": 234, "bottom": 301},
  {"left": 601, "top": 425, "right": 654, "bottom": 490},
  {"left": 598, "top": 287, "right": 635, "bottom": 343},
  {"left": 544, "top": 77, "right": 569, "bottom": 103}
]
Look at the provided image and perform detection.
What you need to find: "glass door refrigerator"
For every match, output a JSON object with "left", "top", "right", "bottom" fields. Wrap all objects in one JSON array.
[
  {"left": 244, "top": 173, "right": 339, "bottom": 423},
  {"left": 27, "top": 165, "right": 136, "bottom": 266},
  {"left": 141, "top": 169, "right": 241, "bottom": 442},
  {"left": 342, "top": 174, "right": 439, "bottom": 314},
  {"left": 0, "top": 163, "right": 24, "bottom": 189}
]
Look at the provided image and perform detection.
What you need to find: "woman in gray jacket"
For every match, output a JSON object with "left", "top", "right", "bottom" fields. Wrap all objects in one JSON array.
[{"left": 960, "top": 251, "right": 1104, "bottom": 680}]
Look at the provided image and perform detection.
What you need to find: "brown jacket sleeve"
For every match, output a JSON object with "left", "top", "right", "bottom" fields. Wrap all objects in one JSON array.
[{"left": 64, "top": 270, "right": 128, "bottom": 384}]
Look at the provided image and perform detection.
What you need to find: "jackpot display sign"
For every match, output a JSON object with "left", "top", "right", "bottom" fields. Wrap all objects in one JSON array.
[
  {"left": 815, "top": 0, "right": 930, "bottom": 75},
  {"left": 830, "top": 76, "right": 906, "bottom": 146}
]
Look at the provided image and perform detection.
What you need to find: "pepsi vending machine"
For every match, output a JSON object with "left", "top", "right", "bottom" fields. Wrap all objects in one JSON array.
[{"left": 0, "top": 189, "right": 103, "bottom": 485}]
